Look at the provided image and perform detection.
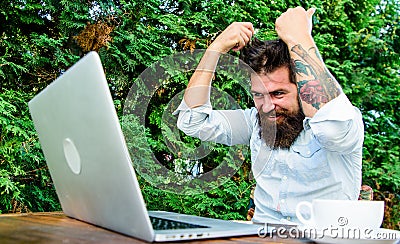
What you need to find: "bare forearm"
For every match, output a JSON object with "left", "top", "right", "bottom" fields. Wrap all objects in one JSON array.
[
  {"left": 183, "top": 50, "right": 221, "bottom": 108},
  {"left": 275, "top": 7, "right": 342, "bottom": 117},
  {"left": 183, "top": 22, "right": 254, "bottom": 108},
  {"left": 289, "top": 42, "right": 342, "bottom": 117}
]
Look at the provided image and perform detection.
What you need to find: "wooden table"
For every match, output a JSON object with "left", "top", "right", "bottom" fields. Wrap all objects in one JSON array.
[{"left": 0, "top": 212, "right": 313, "bottom": 243}]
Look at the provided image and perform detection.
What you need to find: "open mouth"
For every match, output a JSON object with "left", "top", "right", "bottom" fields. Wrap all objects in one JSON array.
[
  {"left": 260, "top": 109, "right": 287, "bottom": 122},
  {"left": 267, "top": 114, "right": 283, "bottom": 121}
]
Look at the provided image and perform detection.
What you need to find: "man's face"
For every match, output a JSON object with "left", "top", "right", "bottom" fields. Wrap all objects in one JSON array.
[{"left": 250, "top": 66, "right": 305, "bottom": 149}]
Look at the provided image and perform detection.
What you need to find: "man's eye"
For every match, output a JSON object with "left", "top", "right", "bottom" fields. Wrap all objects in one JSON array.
[
  {"left": 273, "top": 91, "right": 284, "bottom": 97},
  {"left": 252, "top": 93, "right": 264, "bottom": 98}
]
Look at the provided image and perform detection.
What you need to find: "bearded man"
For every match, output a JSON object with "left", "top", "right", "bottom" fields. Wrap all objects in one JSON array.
[{"left": 175, "top": 7, "right": 364, "bottom": 224}]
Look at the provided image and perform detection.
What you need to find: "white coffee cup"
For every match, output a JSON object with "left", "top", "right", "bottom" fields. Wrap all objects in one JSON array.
[{"left": 295, "top": 199, "right": 384, "bottom": 230}]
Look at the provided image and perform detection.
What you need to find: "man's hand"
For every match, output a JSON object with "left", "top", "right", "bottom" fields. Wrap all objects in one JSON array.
[
  {"left": 275, "top": 7, "right": 316, "bottom": 48},
  {"left": 208, "top": 22, "right": 254, "bottom": 54}
]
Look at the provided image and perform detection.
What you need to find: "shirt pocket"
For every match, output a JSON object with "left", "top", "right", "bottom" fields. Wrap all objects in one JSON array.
[{"left": 291, "top": 140, "right": 331, "bottom": 182}]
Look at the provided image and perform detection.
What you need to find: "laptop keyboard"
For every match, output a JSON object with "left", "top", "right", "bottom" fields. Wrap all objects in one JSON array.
[{"left": 150, "top": 216, "right": 209, "bottom": 230}]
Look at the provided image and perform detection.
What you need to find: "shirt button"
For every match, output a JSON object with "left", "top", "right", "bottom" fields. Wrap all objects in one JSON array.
[
  {"left": 282, "top": 176, "right": 288, "bottom": 181},
  {"left": 307, "top": 150, "right": 311, "bottom": 155},
  {"left": 287, "top": 216, "right": 291, "bottom": 221},
  {"left": 280, "top": 199, "right": 285, "bottom": 203}
]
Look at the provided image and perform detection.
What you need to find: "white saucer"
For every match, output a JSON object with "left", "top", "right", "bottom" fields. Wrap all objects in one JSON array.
[{"left": 297, "top": 225, "right": 400, "bottom": 244}]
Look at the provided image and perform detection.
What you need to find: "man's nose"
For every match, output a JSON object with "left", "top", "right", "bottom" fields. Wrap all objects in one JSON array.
[{"left": 262, "top": 97, "right": 275, "bottom": 113}]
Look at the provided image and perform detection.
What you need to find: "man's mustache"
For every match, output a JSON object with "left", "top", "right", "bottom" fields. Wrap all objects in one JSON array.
[{"left": 258, "top": 108, "right": 288, "bottom": 118}]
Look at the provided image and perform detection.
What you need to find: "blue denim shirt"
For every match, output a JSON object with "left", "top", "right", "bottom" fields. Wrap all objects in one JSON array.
[{"left": 175, "top": 94, "right": 364, "bottom": 224}]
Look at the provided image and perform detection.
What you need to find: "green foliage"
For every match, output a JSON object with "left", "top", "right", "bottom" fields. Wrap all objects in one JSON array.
[
  {"left": 0, "top": 0, "right": 399, "bottom": 229},
  {"left": 0, "top": 90, "right": 60, "bottom": 213},
  {"left": 139, "top": 173, "right": 254, "bottom": 220}
]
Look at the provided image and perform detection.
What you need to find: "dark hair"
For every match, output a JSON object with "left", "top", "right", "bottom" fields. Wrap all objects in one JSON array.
[{"left": 240, "top": 38, "right": 296, "bottom": 84}]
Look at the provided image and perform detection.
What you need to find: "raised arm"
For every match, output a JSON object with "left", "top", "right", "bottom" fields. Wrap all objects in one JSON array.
[
  {"left": 183, "top": 22, "right": 254, "bottom": 108},
  {"left": 275, "top": 7, "right": 342, "bottom": 118}
]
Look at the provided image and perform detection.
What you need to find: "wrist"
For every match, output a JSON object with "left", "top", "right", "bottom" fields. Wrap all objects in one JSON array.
[
  {"left": 205, "top": 47, "right": 223, "bottom": 56},
  {"left": 285, "top": 35, "right": 315, "bottom": 51},
  {"left": 207, "top": 41, "right": 231, "bottom": 54}
]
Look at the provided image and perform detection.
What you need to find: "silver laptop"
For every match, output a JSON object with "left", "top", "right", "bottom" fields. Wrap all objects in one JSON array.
[{"left": 28, "top": 51, "right": 263, "bottom": 242}]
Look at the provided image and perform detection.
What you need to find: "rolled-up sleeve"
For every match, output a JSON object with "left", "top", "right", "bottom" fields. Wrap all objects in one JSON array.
[
  {"left": 308, "top": 94, "right": 364, "bottom": 154},
  {"left": 173, "top": 100, "right": 254, "bottom": 146}
]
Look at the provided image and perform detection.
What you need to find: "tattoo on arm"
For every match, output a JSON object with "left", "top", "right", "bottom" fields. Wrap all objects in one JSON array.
[{"left": 291, "top": 44, "right": 341, "bottom": 110}]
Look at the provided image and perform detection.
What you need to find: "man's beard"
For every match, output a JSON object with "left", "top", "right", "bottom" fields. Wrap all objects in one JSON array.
[{"left": 257, "top": 107, "right": 305, "bottom": 150}]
